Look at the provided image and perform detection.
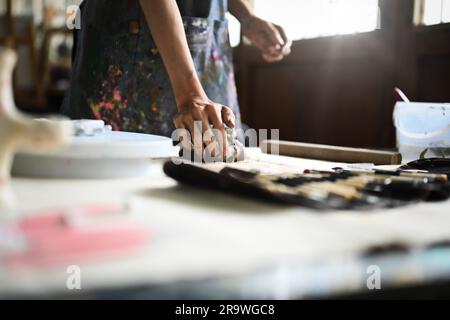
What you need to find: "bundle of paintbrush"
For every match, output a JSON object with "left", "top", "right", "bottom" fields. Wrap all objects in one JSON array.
[{"left": 164, "top": 158, "right": 450, "bottom": 210}]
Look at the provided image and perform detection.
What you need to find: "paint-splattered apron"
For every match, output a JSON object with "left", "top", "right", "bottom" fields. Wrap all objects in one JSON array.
[{"left": 61, "top": 0, "right": 242, "bottom": 137}]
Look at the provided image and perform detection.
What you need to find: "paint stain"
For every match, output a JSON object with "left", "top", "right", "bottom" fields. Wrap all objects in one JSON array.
[{"left": 149, "top": 86, "right": 160, "bottom": 112}]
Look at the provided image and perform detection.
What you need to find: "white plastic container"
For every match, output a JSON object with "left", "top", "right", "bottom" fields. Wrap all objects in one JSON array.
[{"left": 393, "top": 102, "right": 450, "bottom": 162}]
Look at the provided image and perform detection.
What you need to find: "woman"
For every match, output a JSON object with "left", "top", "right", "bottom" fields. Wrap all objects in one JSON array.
[{"left": 62, "top": 0, "right": 290, "bottom": 156}]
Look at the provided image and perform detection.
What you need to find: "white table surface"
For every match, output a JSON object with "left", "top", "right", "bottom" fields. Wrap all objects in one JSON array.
[{"left": 2, "top": 151, "right": 450, "bottom": 297}]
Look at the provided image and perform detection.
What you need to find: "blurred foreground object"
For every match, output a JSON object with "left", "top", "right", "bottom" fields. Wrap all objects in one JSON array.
[
  {"left": 0, "top": 47, "right": 71, "bottom": 215},
  {"left": 1, "top": 203, "right": 148, "bottom": 270}
]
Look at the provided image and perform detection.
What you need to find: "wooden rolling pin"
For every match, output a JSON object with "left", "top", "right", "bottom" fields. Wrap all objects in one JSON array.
[{"left": 260, "top": 140, "right": 402, "bottom": 165}]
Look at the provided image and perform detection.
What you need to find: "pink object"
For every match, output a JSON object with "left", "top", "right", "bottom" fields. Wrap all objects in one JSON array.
[
  {"left": 394, "top": 87, "right": 411, "bottom": 103},
  {"left": 3, "top": 204, "right": 149, "bottom": 269},
  {"left": 19, "top": 204, "right": 124, "bottom": 232}
]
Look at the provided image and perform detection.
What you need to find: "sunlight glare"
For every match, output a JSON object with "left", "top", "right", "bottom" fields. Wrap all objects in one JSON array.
[{"left": 253, "top": 0, "right": 380, "bottom": 40}]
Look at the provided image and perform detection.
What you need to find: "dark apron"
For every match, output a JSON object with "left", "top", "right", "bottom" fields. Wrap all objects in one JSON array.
[{"left": 61, "top": 0, "right": 242, "bottom": 137}]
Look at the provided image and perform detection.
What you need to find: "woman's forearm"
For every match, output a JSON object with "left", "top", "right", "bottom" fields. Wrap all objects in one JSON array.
[
  {"left": 139, "top": 0, "right": 207, "bottom": 107},
  {"left": 228, "top": 0, "right": 254, "bottom": 24}
]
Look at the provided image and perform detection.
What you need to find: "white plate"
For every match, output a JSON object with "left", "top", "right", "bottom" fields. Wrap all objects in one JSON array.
[{"left": 12, "top": 132, "right": 179, "bottom": 179}]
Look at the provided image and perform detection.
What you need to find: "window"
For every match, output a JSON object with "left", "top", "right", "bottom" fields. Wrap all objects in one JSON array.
[
  {"left": 415, "top": 0, "right": 450, "bottom": 25},
  {"left": 253, "top": 0, "right": 380, "bottom": 41},
  {"left": 228, "top": 13, "right": 242, "bottom": 47}
]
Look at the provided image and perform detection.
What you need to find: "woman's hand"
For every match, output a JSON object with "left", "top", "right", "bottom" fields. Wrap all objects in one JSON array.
[
  {"left": 241, "top": 15, "right": 291, "bottom": 62},
  {"left": 139, "top": 0, "right": 236, "bottom": 161},
  {"left": 173, "top": 96, "right": 236, "bottom": 160}
]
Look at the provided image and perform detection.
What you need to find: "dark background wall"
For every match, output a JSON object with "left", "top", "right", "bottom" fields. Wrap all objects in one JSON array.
[{"left": 234, "top": 0, "right": 450, "bottom": 148}]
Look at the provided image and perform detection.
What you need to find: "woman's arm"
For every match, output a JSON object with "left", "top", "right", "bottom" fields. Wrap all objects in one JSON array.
[
  {"left": 228, "top": 0, "right": 253, "bottom": 24},
  {"left": 139, "top": 0, "right": 204, "bottom": 106},
  {"left": 228, "top": 0, "right": 291, "bottom": 62},
  {"left": 139, "top": 0, "right": 234, "bottom": 159}
]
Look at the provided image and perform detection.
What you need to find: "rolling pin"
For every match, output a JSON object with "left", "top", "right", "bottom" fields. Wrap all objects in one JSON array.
[{"left": 260, "top": 140, "right": 402, "bottom": 165}]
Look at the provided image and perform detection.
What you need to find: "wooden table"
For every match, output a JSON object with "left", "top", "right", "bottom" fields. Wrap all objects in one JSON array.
[{"left": 2, "top": 152, "right": 450, "bottom": 299}]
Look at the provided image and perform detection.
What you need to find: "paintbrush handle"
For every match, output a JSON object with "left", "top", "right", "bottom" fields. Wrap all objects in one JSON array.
[{"left": 261, "top": 140, "right": 402, "bottom": 165}]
